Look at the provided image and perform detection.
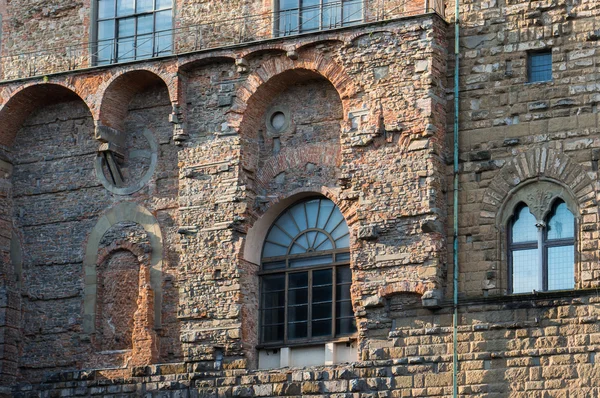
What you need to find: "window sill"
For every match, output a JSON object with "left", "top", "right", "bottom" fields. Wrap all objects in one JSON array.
[{"left": 257, "top": 334, "right": 357, "bottom": 351}]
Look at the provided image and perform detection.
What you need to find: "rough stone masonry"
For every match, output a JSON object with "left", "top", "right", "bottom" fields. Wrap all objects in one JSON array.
[{"left": 0, "top": 0, "right": 598, "bottom": 396}]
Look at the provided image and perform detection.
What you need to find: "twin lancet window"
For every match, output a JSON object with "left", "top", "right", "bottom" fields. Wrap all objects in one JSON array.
[
  {"left": 508, "top": 200, "right": 575, "bottom": 294},
  {"left": 260, "top": 198, "right": 356, "bottom": 345}
]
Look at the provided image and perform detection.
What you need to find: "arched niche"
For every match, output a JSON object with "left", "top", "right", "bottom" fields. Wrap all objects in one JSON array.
[{"left": 83, "top": 202, "right": 163, "bottom": 334}]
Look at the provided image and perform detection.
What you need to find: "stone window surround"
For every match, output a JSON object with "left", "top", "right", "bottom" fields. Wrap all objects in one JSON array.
[{"left": 498, "top": 180, "right": 580, "bottom": 294}]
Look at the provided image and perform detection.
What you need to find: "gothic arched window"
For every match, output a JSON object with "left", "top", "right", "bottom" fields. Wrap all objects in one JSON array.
[
  {"left": 508, "top": 200, "right": 575, "bottom": 294},
  {"left": 260, "top": 197, "right": 356, "bottom": 345}
]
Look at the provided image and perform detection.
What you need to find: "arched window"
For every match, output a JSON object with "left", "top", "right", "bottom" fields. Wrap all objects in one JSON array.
[
  {"left": 260, "top": 197, "right": 356, "bottom": 345},
  {"left": 508, "top": 200, "right": 575, "bottom": 294}
]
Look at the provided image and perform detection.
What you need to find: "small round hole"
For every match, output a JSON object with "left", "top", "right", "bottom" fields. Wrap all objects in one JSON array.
[{"left": 270, "top": 111, "right": 287, "bottom": 132}]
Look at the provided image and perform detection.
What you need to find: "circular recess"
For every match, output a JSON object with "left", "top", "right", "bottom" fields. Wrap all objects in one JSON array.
[
  {"left": 265, "top": 106, "right": 291, "bottom": 136},
  {"left": 95, "top": 127, "right": 158, "bottom": 195}
]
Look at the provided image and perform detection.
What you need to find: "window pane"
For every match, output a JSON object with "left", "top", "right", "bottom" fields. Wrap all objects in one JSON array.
[
  {"left": 155, "top": 29, "right": 173, "bottom": 55},
  {"left": 262, "top": 291, "right": 284, "bottom": 308},
  {"left": 512, "top": 249, "right": 540, "bottom": 293},
  {"left": 336, "top": 317, "right": 357, "bottom": 336},
  {"left": 137, "top": 14, "right": 153, "bottom": 34},
  {"left": 98, "top": 0, "right": 115, "bottom": 19},
  {"left": 262, "top": 261, "right": 286, "bottom": 270},
  {"left": 305, "top": 199, "right": 320, "bottom": 228},
  {"left": 117, "top": 0, "right": 134, "bottom": 15},
  {"left": 156, "top": 0, "right": 172, "bottom": 9},
  {"left": 288, "top": 305, "right": 308, "bottom": 322},
  {"left": 118, "top": 17, "right": 135, "bottom": 37},
  {"left": 280, "top": 0, "right": 298, "bottom": 10},
  {"left": 312, "top": 319, "right": 332, "bottom": 337},
  {"left": 343, "top": 0, "right": 363, "bottom": 23},
  {"left": 263, "top": 274, "right": 285, "bottom": 293},
  {"left": 137, "top": 0, "right": 153, "bottom": 12},
  {"left": 336, "top": 252, "right": 350, "bottom": 262},
  {"left": 279, "top": 8, "right": 299, "bottom": 34},
  {"left": 288, "top": 322, "right": 307, "bottom": 339},
  {"left": 548, "top": 245, "right": 574, "bottom": 291},
  {"left": 529, "top": 52, "right": 552, "bottom": 83},
  {"left": 96, "top": 40, "right": 115, "bottom": 64},
  {"left": 313, "top": 269, "right": 332, "bottom": 286},
  {"left": 263, "top": 308, "right": 284, "bottom": 325},
  {"left": 323, "top": 0, "right": 341, "bottom": 28},
  {"left": 117, "top": 37, "right": 135, "bottom": 60},
  {"left": 313, "top": 285, "right": 332, "bottom": 302},
  {"left": 512, "top": 206, "right": 538, "bottom": 243},
  {"left": 312, "top": 302, "right": 331, "bottom": 319},
  {"left": 98, "top": 19, "right": 115, "bottom": 41},
  {"left": 337, "top": 266, "right": 352, "bottom": 283},
  {"left": 262, "top": 324, "right": 284, "bottom": 342},
  {"left": 289, "top": 272, "right": 308, "bottom": 288},
  {"left": 274, "top": 213, "right": 300, "bottom": 239},
  {"left": 336, "top": 284, "right": 352, "bottom": 300},
  {"left": 547, "top": 202, "right": 575, "bottom": 240},
  {"left": 263, "top": 242, "right": 287, "bottom": 258},
  {"left": 336, "top": 300, "right": 353, "bottom": 318},
  {"left": 155, "top": 9, "right": 172, "bottom": 31},
  {"left": 300, "top": 0, "right": 319, "bottom": 32}
]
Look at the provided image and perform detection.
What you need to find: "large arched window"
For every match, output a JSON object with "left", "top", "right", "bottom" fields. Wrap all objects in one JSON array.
[
  {"left": 260, "top": 197, "right": 356, "bottom": 345},
  {"left": 508, "top": 200, "right": 575, "bottom": 294}
]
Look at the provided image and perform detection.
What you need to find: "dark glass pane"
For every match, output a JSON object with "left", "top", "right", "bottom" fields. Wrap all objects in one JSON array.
[
  {"left": 512, "top": 248, "right": 540, "bottom": 293},
  {"left": 262, "top": 274, "right": 285, "bottom": 292},
  {"left": 336, "top": 300, "right": 353, "bottom": 318},
  {"left": 337, "top": 266, "right": 352, "bottom": 283},
  {"left": 336, "top": 252, "right": 350, "bottom": 262},
  {"left": 313, "top": 269, "right": 332, "bottom": 286},
  {"left": 290, "top": 254, "right": 332, "bottom": 269},
  {"left": 98, "top": 0, "right": 115, "bottom": 19},
  {"left": 288, "top": 321, "right": 307, "bottom": 339},
  {"left": 137, "top": 0, "right": 153, "bottom": 12},
  {"left": 336, "top": 283, "right": 352, "bottom": 300},
  {"left": 529, "top": 52, "right": 552, "bottom": 82},
  {"left": 288, "top": 305, "right": 308, "bottom": 322},
  {"left": 548, "top": 245, "right": 574, "bottom": 291},
  {"left": 98, "top": 20, "right": 115, "bottom": 41},
  {"left": 288, "top": 288, "right": 308, "bottom": 305},
  {"left": 262, "top": 291, "right": 285, "bottom": 308},
  {"left": 262, "top": 324, "right": 284, "bottom": 342},
  {"left": 512, "top": 205, "right": 538, "bottom": 243},
  {"left": 312, "top": 302, "right": 331, "bottom": 319},
  {"left": 313, "top": 285, "right": 332, "bottom": 303},
  {"left": 547, "top": 202, "right": 575, "bottom": 240},
  {"left": 289, "top": 272, "right": 308, "bottom": 288},
  {"left": 116, "top": 0, "right": 134, "bottom": 15},
  {"left": 263, "top": 308, "right": 284, "bottom": 325},
  {"left": 336, "top": 317, "right": 357, "bottom": 336},
  {"left": 312, "top": 319, "right": 332, "bottom": 337}
]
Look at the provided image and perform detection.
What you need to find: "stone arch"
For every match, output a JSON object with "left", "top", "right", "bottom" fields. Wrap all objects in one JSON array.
[
  {"left": 83, "top": 202, "right": 163, "bottom": 334},
  {"left": 480, "top": 145, "right": 595, "bottom": 228},
  {"left": 0, "top": 83, "right": 94, "bottom": 147},
  {"left": 294, "top": 38, "right": 345, "bottom": 53},
  {"left": 97, "top": 69, "right": 176, "bottom": 131}
]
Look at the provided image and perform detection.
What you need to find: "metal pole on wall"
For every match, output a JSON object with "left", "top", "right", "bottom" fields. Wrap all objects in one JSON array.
[{"left": 452, "top": 0, "right": 460, "bottom": 396}]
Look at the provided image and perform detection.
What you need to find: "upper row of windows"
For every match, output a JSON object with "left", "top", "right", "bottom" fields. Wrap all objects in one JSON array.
[{"left": 94, "top": 0, "right": 363, "bottom": 64}]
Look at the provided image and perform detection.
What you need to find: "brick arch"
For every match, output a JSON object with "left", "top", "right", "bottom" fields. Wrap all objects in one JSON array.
[
  {"left": 238, "top": 45, "right": 287, "bottom": 60},
  {"left": 294, "top": 38, "right": 345, "bottom": 53},
  {"left": 229, "top": 48, "right": 357, "bottom": 134},
  {"left": 0, "top": 83, "right": 94, "bottom": 147},
  {"left": 480, "top": 145, "right": 595, "bottom": 227},
  {"left": 98, "top": 69, "right": 176, "bottom": 131},
  {"left": 255, "top": 142, "right": 341, "bottom": 192}
]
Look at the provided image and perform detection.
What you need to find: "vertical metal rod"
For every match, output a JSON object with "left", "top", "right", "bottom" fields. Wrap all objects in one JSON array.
[{"left": 453, "top": 0, "right": 461, "bottom": 397}]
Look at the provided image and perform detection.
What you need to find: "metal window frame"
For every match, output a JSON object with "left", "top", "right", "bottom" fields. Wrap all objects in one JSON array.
[
  {"left": 93, "top": 0, "right": 173, "bottom": 64},
  {"left": 508, "top": 201, "right": 575, "bottom": 294}
]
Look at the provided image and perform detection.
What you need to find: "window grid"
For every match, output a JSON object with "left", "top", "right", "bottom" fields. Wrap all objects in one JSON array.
[
  {"left": 528, "top": 51, "right": 552, "bottom": 83},
  {"left": 508, "top": 201, "right": 575, "bottom": 294},
  {"left": 95, "top": 0, "right": 173, "bottom": 65},
  {"left": 277, "top": 0, "right": 363, "bottom": 36},
  {"left": 260, "top": 198, "right": 356, "bottom": 346}
]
